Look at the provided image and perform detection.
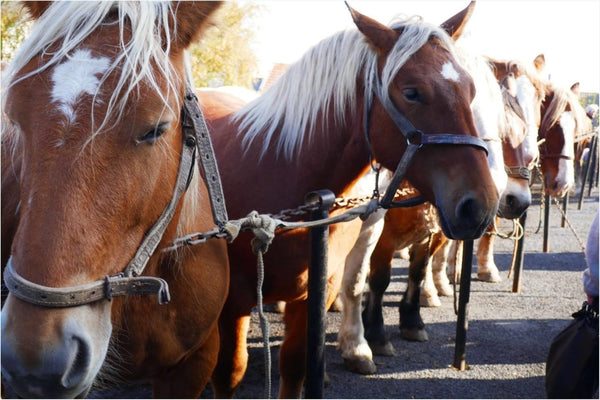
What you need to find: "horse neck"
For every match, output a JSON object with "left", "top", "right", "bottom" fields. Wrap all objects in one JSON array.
[{"left": 215, "top": 95, "right": 372, "bottom": 217}]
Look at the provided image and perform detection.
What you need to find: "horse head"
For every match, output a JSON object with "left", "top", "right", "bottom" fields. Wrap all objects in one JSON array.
[
  {"left": 1, "top": 2, "right": 221, "bottom": 397},
  {"left": 348, "top": 2, "right": 498, "bottom": 240},
  {"left": 539, "top": 82, "right": 590, "bottom": 197}
]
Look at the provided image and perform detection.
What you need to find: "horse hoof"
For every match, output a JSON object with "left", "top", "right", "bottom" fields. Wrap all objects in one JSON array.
[
  {"left": 369, "top": 341, "right": 396, "bottom": 356},
  {"left": 400, "top": 328, "right": 429, "bottom": 342},
  {"left": 477, "top": 271, "right": 501, "bottom": 283},
  {"left": 343, "top": 356, "right": 377, "bottom": 375},
  {"left": 420, "top": 294, "right": 442, "bottom": 307}
]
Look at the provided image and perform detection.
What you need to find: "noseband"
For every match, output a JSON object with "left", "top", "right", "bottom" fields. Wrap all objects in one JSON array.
[
  {"left": 4, "top": 86, "right": 225, "bottom": 308},
  {"left": 366, "top": 76, "right": 488, "bottom": 209}
]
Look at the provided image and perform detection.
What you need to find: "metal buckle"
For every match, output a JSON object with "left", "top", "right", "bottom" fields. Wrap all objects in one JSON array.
[{"left": 406, "top": 130, "right": 424, "bottom": 147}]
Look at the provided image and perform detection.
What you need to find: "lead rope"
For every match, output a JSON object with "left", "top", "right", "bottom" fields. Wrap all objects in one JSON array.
[
  {"left": 254, "top": 247, "right": 272, "bottom": 399},
  {"left": 248, "top": 214, "right": 276, "bottom": 399}
]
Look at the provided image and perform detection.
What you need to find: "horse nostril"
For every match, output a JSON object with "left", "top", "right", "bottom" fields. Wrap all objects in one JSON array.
[
  {"left": 61, "top": 335, "right": 92, "bottom": 389},
  {"left": 506, "top": 194, "right": 516, "bottom": 209},
  {"left": 455, "top": 195, "right": 478, "bottom": 222}
]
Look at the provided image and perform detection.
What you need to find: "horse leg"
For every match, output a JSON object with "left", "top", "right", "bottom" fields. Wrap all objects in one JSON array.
[
  {"left": 278, "top": 299, "right": 310, "bottom": 398},
  {"left": 211, "top": 307, "right": 251, "bottom": 398},
  {"left": 420, "top": 232, "right": 451, "bottom": 306},
  {"left": 399, "top": 242, "right": 429, "bottom": 342},
  {"left": 420, "top": 257, "right": 441, "bottom": 307},
  {"left": 476, "top": 225, "right": 502, "bottom": 282},
  {"left": 362, "top": 222, "right": 396, "bottom": 358},
  {"left": 153, "top": 323, "right": 220, "bottom": 398},
  {"left": 339, "top": 210, "right": 385, "bottom": 375},
  {"left": 443, "top": 240, "right": 462, "bottom": 284},
  {"left": 430, "top": 234, "right": 453, "bottom": 297}
]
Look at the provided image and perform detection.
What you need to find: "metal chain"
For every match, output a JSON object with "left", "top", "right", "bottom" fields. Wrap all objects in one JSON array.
[
  {"left": 163, "top": 195, "right": 374, "bottom": 252},
  {"left": 161, "top": 196, "right": 372, "bottom": 252},
  {"left": 269, "top": 195, "right": 373, "bottom": 221}
]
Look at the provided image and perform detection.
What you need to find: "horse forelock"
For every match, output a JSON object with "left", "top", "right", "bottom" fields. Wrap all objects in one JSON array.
[
  {"left": 383, "top": 17, "right": 455, "bottom": 100},
  {"left": 540, "top": 85, "right": 581, "bottom": 138},
  {"left": 3, "top": 1, "right": 184, "bottom": 142},
  {"left": 234, "top": 15, "right": 450, "bottom": 161}
]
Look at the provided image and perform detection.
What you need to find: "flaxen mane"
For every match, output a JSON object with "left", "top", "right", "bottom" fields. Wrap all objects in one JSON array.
[{"left": 235, "top": 16, "right": 454, "bottom": 161}]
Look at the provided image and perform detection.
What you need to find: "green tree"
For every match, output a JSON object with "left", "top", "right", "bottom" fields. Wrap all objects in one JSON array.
[
  {"left": 190, "top": 1, "right": 262, "bottom": 88},
  {"left": 1, "top": 1, "right": 33, "bottom": 63}
]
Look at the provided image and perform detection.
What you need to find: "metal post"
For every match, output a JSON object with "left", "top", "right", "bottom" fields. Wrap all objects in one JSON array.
[
  {"left": 453, "top": 239, "right": 474, "bottom": 371},
  {"left": 561, "top": 193, "right": 568, "bottom": 228},
  {"left": 578, "top": 135, "right": 595, "bottom": 209},
  {"left": 304, "top": 189, "right": 335, "bottom": 399},
  {"left": 588, "top": 134, "right": 598, "bottom": 195},
  {"left": 511, "top": 212, "right": 527, "bottom": 293},
  {"left": 543, "top": 194, "right": 550, "bottom": 253}
]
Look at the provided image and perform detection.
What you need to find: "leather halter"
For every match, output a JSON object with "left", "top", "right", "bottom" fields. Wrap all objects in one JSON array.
[
  {"left": 505, "top": 166, "right": 531, "bottom": 181},
  {"left": 3, "top": 86, "right": 226, "bottom": 308},
  {"left": 366, "top": 76, "right": 488, "bottom": 209}
]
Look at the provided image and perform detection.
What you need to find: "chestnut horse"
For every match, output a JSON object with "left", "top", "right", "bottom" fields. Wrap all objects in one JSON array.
[
  {"left": 338, "top": 37, "right": 535, "bottom": 374},
  {"left": 198, "top": 4, "right": 498, "bottom": 397},
  {"left": 1, "top": 2, "right": 229, "bottom": 398},
  {"left": 538, "top": 83, "right": 592, "bottom": 197}
]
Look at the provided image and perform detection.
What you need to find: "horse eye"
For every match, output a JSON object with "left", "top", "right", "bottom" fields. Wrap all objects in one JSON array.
[
  {"left": 136, "top": 123, "right": 168, "bottom": 145},
  {"left": 402, "top": 88, "right": 422, "bottom": 103}
]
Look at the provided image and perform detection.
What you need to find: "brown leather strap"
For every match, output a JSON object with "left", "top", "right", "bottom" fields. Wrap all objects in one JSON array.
[
  {"left": 3, "top": 259, "right": 170, "bottom": 307},
  {"left": 182, "top": 87, "right": 229, "bottom": 228}
]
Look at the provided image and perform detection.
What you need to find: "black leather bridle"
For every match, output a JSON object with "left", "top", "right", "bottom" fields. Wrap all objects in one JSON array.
[{"left": 366, "top": 75, "right": 489, "bottom": 209}]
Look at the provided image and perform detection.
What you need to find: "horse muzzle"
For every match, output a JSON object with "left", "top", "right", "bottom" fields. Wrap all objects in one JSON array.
[
  {"left": 436, "top": 190, "right": 498, "bottom": 240},
  {"left": 1, "top": 296, "right": 109, "bottom": 399}
]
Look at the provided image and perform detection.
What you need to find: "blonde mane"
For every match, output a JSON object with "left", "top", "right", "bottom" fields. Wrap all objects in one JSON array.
[
  {"left": 2, "top": 2, "right": 184, "bottom": 138},
  {"left": 540, "top": 84, "right": 590, "bottom": 138},
  {"left": 235, "top": 16, "right": 454, "bottom": 161}
]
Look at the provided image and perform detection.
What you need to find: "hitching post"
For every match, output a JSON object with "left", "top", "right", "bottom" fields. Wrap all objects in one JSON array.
[
  {"left": 453, "top": 239, "right": 474, "bottom": 371},
  {"left": 543, "top": 194, "right": 550, "bottom": 252},
  {"left": 304, "top": 189, "right": 335, "bottom": 399},
  {"left": 588, "top": 134, "right": 598, "bottom": 196},
  {"left": 511, "top": 211, "right": 527, "bottom": 293},
  {"left": 561, "top": 194, "right": 568, "bottom": 228}
]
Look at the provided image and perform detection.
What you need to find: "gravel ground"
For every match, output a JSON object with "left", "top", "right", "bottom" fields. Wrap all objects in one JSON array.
[
  {"left": 218, "top": 186, "right": 598, "bottom": 399},
  {"left": 4, "top": 185, "right": 598, "bottom": 399}
]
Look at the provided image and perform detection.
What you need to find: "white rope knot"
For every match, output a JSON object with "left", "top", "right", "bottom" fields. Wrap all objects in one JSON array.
[{"left": 241, "top": 211, "right": 277, "bottom": 254}]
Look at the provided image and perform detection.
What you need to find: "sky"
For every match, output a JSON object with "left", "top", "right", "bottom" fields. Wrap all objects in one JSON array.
[{"left": 248, "top": 0, "right": 600, "bottom": 95}]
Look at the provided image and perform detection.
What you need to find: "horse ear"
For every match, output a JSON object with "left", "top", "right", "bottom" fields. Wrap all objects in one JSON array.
[
  {"left": 346, "top": 2, "right": 398, "bottom": 54},
  {"left": 570, "top": 82, "right": 580, "bottom": 96},
  {"left": 533, "top": 54, "right": 545, "bottom": 73},
  {"left": 440, "top": 1, "right": 476, "bottom": 40},
  {"left": 170, "top": 1, "right": 222, "bottom": 49},
  {"left": 23, "top": 1, "right": 52, "bottom": 19}
]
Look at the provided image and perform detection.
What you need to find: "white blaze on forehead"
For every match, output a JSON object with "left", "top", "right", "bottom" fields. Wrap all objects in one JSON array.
[
  {"left": 441, "top": 61, "right": 461, "bottom": 83},
  {"left": 51, "top": 49, "right": 110, "bottom": 122}
]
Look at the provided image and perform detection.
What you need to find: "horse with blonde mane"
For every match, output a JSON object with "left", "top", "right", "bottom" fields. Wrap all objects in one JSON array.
[
  {"left": 197, "top": 3, "right": 498, "bottom": 397},
  {"left": 1, "top": 2, "right": 229, "bottom": 398},
  {"left": 338, "top": 19, "right": 537, "bottom": 372}
]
